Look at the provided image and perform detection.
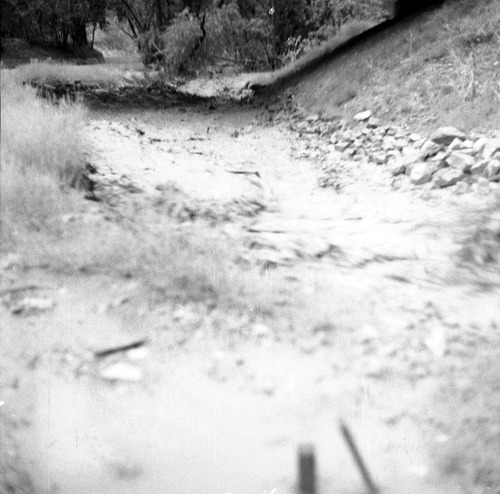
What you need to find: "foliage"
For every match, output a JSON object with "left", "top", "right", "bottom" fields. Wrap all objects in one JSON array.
[
  {"left": 158, "top": 3, "right": 273, "bottom": 74},
  {"left": 1, "top": 0, "right": 107, "bottom": 50},
  {"left": 1, "top": 0, "right": 391, "bottom": 70}
]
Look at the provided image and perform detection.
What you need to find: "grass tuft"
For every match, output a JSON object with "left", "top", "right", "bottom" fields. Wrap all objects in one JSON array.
[{"left": 0, "top": 69, "right": 85, "bottom": 245}]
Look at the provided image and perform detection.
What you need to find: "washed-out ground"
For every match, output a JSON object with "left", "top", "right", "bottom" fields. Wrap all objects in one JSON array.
[{"left": 1, "top": 97, "right": 500, "bottom": 494}]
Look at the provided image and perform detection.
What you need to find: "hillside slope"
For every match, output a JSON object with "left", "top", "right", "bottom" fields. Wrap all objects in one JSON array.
[{"left": 288, "top": 0, "right": 499, "bottom": 133}]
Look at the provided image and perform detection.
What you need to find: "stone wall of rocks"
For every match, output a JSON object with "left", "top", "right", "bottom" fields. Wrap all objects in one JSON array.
[{"left": 285, "top": 107, "right": 500, "bottom": 192}]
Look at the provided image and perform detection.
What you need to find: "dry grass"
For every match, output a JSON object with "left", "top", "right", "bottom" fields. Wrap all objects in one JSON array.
[
  {"left": 293, "top": 0, "right": 500, "bottom": 132},
  {"left": 432, "top": 357, "right": 500, "bottom": 494},
  {"left": 7, "top": 60, "right": 134, "bottom": 87},
  {"left": 0, "top": 70, "right": 85, "bottom": 245}
]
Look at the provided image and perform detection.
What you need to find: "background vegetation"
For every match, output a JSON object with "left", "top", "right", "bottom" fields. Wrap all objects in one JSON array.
[{"left": 1, "top": 0, "right": 393, "bottom": 72}]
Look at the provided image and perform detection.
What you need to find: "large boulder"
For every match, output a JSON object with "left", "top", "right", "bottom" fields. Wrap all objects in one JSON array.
[{"left": 429, "top": 126, "right": 466, "bottom": 146}]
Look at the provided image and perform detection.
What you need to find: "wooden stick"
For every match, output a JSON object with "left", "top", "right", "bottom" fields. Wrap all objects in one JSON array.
[
  {"left": 339, "top": 420, "right": 379, "bottom": 494},
  {"left": 94, "top": 339, "right": 148, "bottom": 359}
]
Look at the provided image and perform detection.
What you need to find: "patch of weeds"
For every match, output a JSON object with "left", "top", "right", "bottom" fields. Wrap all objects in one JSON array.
[
  {"left": 431, "top": 356, "right": 500, "bottom": 493},
  {"left": 0, "top": 411, "right": 35, "bottom": 494}
]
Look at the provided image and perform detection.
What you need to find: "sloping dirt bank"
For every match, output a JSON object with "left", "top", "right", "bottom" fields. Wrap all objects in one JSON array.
[{"left": 1, "top": 98, "right": 500, "bottom": 494}]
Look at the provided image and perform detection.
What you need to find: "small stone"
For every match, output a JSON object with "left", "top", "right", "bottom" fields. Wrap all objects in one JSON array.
[
  {"left": 305, "top": 114, "right": 320, "bottom": 122},
  {"left": 335, "top": 141, "right": 350, "bottom": 152},
  {"left": 11, "top": 297, "right": 55, "bottom": 314},
  {"left": 472, "top": 137, "right": 488, "bottom": 155},
  {"left": 407, "top": 464, "right": 429, "bottom": 477},
  {"left": 409, "top": 133, "right": 421, "bottom": 142},
  {"left": 410, "top": 162, "right": 433, "bottom": 185},
  {"left": 447, "top": 152, "right": 475, "bottom": 172},
  {"left": 433, "top": 168, "right": 464, "bottom": 187},
  {"left": 470, "top": 159, "right": 488, "bottom": 175},
  {"left": 389, "top": 159, "right": 406, "bottom": 176},
  {"left": 447, "top": 138, "right": 465, "bottom": 151},
  {"left": 367, "top": 116, "right": 381, "bottom": 128},
  {"left": 428, "top": 150, "right": 448, "bottom": 162},
  {"left": 100, "top": 362, "right": 143, "bottom": 382},
  {"left": 485, "top": 159, "right": 500, "bottom": 178},
  {"left": 402, "top": 148, "right": 424, "bottom": 166},
  {"left": 483, "top": 138, "right": 500, "bottom": 159},
  {"left": 394, "top": 138, "right": 407, "bottom": 150},
  {"left": 414, "top": 138, "right": 427, "bottom": 149},
  {"left": 371, "top": 152, "right": 387, "bottom": 165},
  {"left": 253, "top": 323, "right": 270, "bottom": 337},
  {"left": 353, "top": 110, "right": 372, "bottom": 121},
  {"left": 420, "top": 140, "right": 442, "bottom": 158},
  {"left": 429, "top": 126, "right": 466, "bottom": 146}
]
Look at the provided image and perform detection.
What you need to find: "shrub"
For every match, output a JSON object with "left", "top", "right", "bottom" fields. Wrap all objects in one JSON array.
[{"left": 157, "top": 5, "right": 273, "bottom": 75}]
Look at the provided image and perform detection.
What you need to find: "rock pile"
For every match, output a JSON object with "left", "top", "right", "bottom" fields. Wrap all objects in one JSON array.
[{"left": 285, "top": 107, "right": 500, "bottom": 191}]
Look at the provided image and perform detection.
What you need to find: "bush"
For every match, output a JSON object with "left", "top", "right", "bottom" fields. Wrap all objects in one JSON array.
[
  {"left": 157, "top": 5, "right": 273, "bottom": 75},
  {"left": 92, "top": 16, "right": 137, "bottom": 54}
]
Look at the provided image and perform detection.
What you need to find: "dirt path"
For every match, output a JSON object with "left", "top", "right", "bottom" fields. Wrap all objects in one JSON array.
[{"left": 1, "top": 103, "right": 499, "bottom": 494}]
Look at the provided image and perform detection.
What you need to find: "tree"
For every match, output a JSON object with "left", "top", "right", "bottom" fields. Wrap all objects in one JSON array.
[{"left": 0, "top": 0, "right": 108, "bottom": 52}]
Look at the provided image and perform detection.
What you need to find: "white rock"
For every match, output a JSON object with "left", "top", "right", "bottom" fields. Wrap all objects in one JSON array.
[
  {"left": 486, "top": 159, "right": 500, "bottom": 178},
  {"left": 402, "top": 148, "right": 424, "bottom": 166},
  {"left": 410, "top": 163, "right": 433, "bottom": 184},
  {"left": 473, "top": 137, "right": 488, "bottom": 155},
  {"left": 388, "top": 159, "right": 405, "bottom": 176},
  {"left": 11, "top": 297, "right": 55, "bottom": 314},
  {"left": 305, "top": 114, "right": 320, "bottom": 122},
  {"left": 447, "top": 138, "right": 464, "bottom": 151},
  {"left": 100, "top": 362, "right": 143, "bottom": 382},
  {"left": 483, "top": 138, "right": 500, "bottom": 159},
  {"left": 420, "top": 140, "right": 442, "bottom": 158},
  {"left": 447, "top": 152, "right": 475, "bottom": 172},
  {"left": 367, "top": 116, "right": 381, "bottom": 127},
  {"left": 353, "top": 110, "right": 372, "bottom": 121},
  {"left": 253, "top": 323, "right": 270, "bottom": 337},
  {"left": 433, "top": 168, "right": 464, "bottom": 187},
  {"left": 470, "top": 160, "right": 488, "bottom": 175}
]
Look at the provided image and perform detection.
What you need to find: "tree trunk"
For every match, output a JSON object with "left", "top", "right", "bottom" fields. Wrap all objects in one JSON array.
[
  {"left": 72, "top": 20, "right": 89, "bottom": 47},
  {"left": 155, "top": 0, "right": 165, "bottom": 30}
]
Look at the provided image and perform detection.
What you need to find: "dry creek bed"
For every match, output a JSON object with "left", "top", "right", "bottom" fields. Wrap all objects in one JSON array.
[{"left": 1, "top": 97, "right": 500, "bottom": 494}]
